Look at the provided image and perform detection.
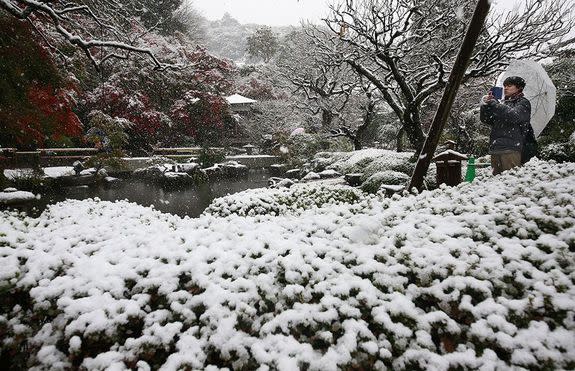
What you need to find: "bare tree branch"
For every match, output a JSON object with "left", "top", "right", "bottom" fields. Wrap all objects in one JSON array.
[
  {"left": 0, "top": 0, "right": 184, "bottom": 71},
  {"left": 311, "top": 0, "right": 574, "bottom": 151}
]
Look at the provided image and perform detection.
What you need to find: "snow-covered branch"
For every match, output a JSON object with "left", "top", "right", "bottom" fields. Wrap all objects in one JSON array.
[
  {"left": 315, "top": 0, "right": 574, "bottom": 151},
  {"left": 0, "top": 0, "right": 182, "bottom": 71}
]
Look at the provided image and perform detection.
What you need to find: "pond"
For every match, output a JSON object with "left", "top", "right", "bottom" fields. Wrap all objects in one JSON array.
[{"left": 7, "top": 170, "right": 271, "bottom": 218}]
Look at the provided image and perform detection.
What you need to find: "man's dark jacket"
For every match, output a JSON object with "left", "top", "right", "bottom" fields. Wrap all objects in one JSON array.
[{"left": 480, "top": 94, "right": 531, "bottom": 154}]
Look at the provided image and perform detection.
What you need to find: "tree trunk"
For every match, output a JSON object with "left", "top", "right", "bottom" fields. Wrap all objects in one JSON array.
[
  {"left": 321, "top": 109, "right": 334, "bottom": 130},
  {"left": 354, "top": 99, "right": 376, "bottom": 150},
  {"left": 353, "top": 135, "right": 363, "bottom": 150},
  {"left": 403, "top": 115, "right": 426, "bottom": 153},
  {"left": 396, "top": 127, "right": 405, "bottom": 152}
]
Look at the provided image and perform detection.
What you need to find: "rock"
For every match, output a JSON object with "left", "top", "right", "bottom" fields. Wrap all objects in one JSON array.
[
  {"left": 268, "top": 177, "right": 295, "bottom": 188},
  {"left": 173, "top": 163, "right": 200, "bottom": 174},
  {"left": 301, "top": 172, "right": 321, "bottom": 181},
  {"left": 203, "top": 165, "right": 223, "bottom": 179},
  {"left": 133, "top": 165, "right": 166, "bottom": 180},
  {"left": 380, "top": 184, "right": 405, "bottom": 196},
  {"left": 73, "top": 160, "right": 84, "bottom": 175},
  {"left": 0, "top": 189, "right": 36, "bottom": 205},
  {"left": 285, "top": 168, "right": 301, "bottom": 179},
  {"left": 221, "top": 161, "right": 248, "bottom": 177},
  {"left": 97, "top": 168, "right": 108, "bottom": 178},
  {"left": 161, "top": 172, "right": 195, "bottom": 188},
  {"left": 319, "top": 169, "right": 341, "bottom": 179},
  {"left": 361, "top": 171, "right": 409, "bottom": 193},
  {"left": 268, "top": 177, "right": 283, "bottom": 187},
  {"left": 104, "top": 176, "right": 120, "bottom": 185}
]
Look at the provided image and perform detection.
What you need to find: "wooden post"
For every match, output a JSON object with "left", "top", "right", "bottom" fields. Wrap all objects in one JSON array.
[{"left": 408, "top": 0, "right": 490, "bottom": 192}]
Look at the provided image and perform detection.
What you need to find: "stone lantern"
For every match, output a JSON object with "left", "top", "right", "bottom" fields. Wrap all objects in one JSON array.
[{"left": 432, "top": 142, "right": 468, "bottom": 186}]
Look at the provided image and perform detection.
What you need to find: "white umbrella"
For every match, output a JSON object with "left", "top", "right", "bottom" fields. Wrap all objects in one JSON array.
[{"left": 496, "top": 59, "right": 556, "bottom": 138}]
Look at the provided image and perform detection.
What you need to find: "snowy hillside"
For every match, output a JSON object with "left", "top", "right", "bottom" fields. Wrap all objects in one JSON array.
[
  {"left": 1, "top": 159, "right": 574, "bottom": 370},
  {"left": 203, "top": 14, "right": 293, "bottom": 62}
]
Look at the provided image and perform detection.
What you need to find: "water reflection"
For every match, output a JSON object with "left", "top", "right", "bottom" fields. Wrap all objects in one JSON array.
[{"left": 20, "top": 170, "right": 271, "bottom": 218}]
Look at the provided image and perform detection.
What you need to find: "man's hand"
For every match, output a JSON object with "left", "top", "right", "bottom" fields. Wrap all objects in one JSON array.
[{"left": 482, "top": 91, "right": 496, "bottom": 104}]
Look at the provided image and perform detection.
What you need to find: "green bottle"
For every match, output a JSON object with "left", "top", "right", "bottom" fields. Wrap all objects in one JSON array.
[{"left": 465, "top": 156, "right": 476, "bottom": 182}]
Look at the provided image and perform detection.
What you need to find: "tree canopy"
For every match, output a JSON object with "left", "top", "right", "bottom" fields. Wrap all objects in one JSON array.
[{"left": 306, "top": 0, "right": 575, "bottom": 151}]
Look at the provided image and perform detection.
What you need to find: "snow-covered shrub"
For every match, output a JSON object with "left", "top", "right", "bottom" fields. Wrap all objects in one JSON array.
[
  {"left": 311, "top": 151, "right": 347, "bottom": 172},
  {"left": 204, "top": 183, "right": 365, "bottom": 217},
  {"left": 197, "top": 147, "right": 225, "bottom": 168},
  {"left": 4, "top": 168, "right": 45, "bottom": 190},
  {"left": 311, "top": 149, "right": 428, "bottom": 191},
  {"left": 359, "top": 151, "right": 415, "bottom": 176},
  {"left": 361, "top": 170, "right": 410, "bottom": 193},
  {"left": 1, "top": 159, "right": 574, "bottom": 370},
  {"left": 539, "top": 141, "right": 575, "bottom": 163},
  {"left": 313, "top": 149, "right": 414, "bottom": 178}
]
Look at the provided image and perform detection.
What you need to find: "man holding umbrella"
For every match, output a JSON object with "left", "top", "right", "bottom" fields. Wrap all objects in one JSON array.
[{"left": 480, "top": 76, "right": 535, "bottom": 175}]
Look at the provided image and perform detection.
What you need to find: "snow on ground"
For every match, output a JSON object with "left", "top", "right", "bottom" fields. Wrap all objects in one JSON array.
[{"left": 0, "top": 159, "right": 574, "bottom": 370}]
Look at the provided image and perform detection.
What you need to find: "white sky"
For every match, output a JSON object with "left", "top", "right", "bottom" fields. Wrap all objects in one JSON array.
[
  {"left": 190, "top": 0, "right": 331, "bottom": 26},
  {"left": 189, "top": 0, "right": 523, "bottom": 26}
]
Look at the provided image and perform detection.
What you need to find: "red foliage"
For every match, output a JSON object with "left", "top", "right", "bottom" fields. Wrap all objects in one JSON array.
[
  {"left": 28, "top": 85, "right": 83, "bottom": 139},
  {"left": 82, "top": 42, "right": 235, "bottom": 147},
  {"left": 85, "top": 83, "right": 168, "bottom": 141},
  {"left": 0, "top": 18, "right": 83, "bottom": 148},
  {"left": 170, "top": 91, "right": 231, "bottom": 144},
  {"left": 3, "top": 84, "right": 83, "bottom": 149}
]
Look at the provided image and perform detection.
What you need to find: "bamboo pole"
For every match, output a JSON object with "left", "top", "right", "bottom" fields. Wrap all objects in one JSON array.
[{"left": 408, "top": 0, "right": 491, "bottom": 191}]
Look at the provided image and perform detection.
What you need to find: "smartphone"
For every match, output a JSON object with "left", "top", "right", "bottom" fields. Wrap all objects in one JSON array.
[{"left": 489, "top": 86, "right": 503, "bottom": 100}]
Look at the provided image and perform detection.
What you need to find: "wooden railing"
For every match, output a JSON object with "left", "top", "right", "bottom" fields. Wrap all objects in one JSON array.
[
  {"left": 1, "top": 146, "right": 263, "bottom": 168},
  {"left": 1, "top": 148, "right": 98, "bottom": 168}
]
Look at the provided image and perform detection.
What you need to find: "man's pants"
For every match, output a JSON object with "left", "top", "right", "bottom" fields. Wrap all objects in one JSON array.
[{"left": 491, "top": 151, "right": 521, "bottom": 175}]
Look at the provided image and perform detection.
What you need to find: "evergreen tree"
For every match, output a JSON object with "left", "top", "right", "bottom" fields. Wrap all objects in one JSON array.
[{"left": 247, "top": 26, "right": 279, "bottom": 63}]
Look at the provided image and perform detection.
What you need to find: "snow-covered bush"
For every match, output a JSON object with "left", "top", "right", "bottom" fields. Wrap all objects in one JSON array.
[
  {"left": 311, "top": 149, "right": 414, "bottom": 180},
  {"left": 276, "top": 134, "right": 354, "bottom": 169},
  {"left": 1, "top": 159, "right": 574, "bottom": 370},
  {"left": 204, "top": 183, "right": 365, "bottom": 217},
  {"left": 361, "top": 170, "right": 410, "bottom": 193},
  {"left": 539, "top": 141, "right": 575, "bottom": 163},
  {"left": 312, "top": 149, "right": 439, "bottom": 190}
]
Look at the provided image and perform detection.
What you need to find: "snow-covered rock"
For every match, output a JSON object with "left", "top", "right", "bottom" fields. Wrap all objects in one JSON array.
[
  {"left": 301, "top": 171, "right": 321, "bottom": 181},
  {"left": 0, "top": 189, "right": 36, "bottom": 204},
  {"left": 268, "top": 177, "right": 295, "bottom": 189},
  {"left": 318, "top": 169, "right": 341, "bottom": 179},
  {"left": 285, "top": 168, "right": 301, "bottom": 179}
]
